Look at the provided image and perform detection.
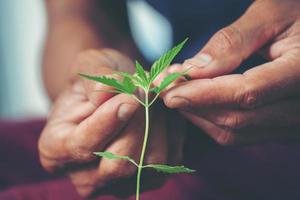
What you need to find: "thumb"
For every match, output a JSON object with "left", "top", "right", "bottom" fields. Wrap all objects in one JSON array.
[
  {"left": 173, "top": 2, "right": 290, "bottom": 78},
  {"left": 82, "top": 66, "right": 118, "bottom": 107}
]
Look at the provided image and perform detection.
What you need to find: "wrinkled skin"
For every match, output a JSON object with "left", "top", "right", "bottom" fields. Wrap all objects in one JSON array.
[
  {"left": 40, "top": 0, "right": 300, "bottom": 198},
  {"left": 38, "top": 49, "right": 185, "bottom": 197},
  {"left": 162, "top": 0, "right": 300, "bottom": 145}
]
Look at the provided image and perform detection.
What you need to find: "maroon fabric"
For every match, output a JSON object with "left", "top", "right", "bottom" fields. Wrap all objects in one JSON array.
[{"left": 0, "top": 119, "right": 300, "bottom": 200}]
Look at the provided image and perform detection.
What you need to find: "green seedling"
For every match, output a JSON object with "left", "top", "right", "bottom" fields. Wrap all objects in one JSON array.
[{"left": 79, "top": 38, "right": 195, "bottom": 200}]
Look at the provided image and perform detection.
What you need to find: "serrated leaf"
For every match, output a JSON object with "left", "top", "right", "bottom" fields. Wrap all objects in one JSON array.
[
  {"left": 94, "top": 151, "right": 138, "bottom": 167},
  {"left": 133, "top": 74, "right": 147, "bottom": 88},
  {"left": 135, "top": 61, "right": 148, "bottom": 85},
  {"left": 116, "top": 71, "right": 147, "bottom": 89},
  {"left": 122, "top": 76, "right": 136, "bottom": 94},
  {"left": 144, "top": 164, "right": 196, "bottom": 174},
  {"left": 79, "top": 73, "right": 124, "bottom": 91},
  {"left": 152, "top": 72, "right": 182, "bottom": 94},
  {"left": 149, "top": 38, "right": 188, "bottom": 82},
  {"left": 79, "top": 73, "right": 136, "bottom": 94}
]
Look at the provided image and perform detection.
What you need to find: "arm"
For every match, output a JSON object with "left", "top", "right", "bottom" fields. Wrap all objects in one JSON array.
[{"left": 43, "top": 0, "right": 141, "bottom": 100}]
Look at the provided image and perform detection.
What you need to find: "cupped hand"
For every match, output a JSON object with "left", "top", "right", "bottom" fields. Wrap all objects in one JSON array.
[
  {"left": 38, "top": 49, "right": 185, "bottom": 197},
  {"left": 162, "top": 0, "right": 300, "bottom": 145}
]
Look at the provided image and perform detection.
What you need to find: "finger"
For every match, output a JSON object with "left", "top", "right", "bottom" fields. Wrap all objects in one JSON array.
[
  {"left": 189, "top": 99, "right": 300, "bottom": 131},
  {"left": 169, "top": 2, "right": 292, "bottom": 78},
  {"left": 152, "top": 64, "right": 188, "bottom": 100},
  {"left": 75, "top": 50, "right": 118, "bottom": 107},
  {"left": 75, "top": 49, "right": 134, "bottom": 107},
  {"left": 68, "top": 167, "right": 99, "bottom": 197},
  {"left": 180, "top": 111, "right": 235, "bottom": 145},
  {"left": 153, "top": 64, "right": 186, "bottom": 89},
  {"left": 82, "top": 67, "right": 118, "bottom": 108},
  {"left": 97, "top": 109, "right": 144, "bottom": 184},
  {"left": 165, "top": 49, "right": 300, "bottom": 110},
  {"left": 182, "top": 110, "right": 300, "bottom": 145},
  {"left": 66, "top": 93, "right": 140, "bottom": 161},
  {"left": 38, "top": 83, "right": 97, "bottom": 172}
]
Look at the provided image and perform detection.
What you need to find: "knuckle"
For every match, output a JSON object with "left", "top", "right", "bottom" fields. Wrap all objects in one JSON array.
[
  {"left": 215, "top": 129, "right": 235, "bottom": 146},
  {"left": 237, "top": 84, "right": 260, "bottom": 109},
  {"left": 67, "top": 140, "right": 94, "bottom": 161},
  {"left": 211, "top": 25, "right": 243, "bottom": 53}
]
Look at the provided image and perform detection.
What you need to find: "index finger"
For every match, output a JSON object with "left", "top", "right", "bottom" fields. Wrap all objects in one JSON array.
[
  {"left": 75, "top": 49, "right": 135, "bottom": 107},
  {"left": 67, "top": 93, "right": 140, "bottom": 161},
  {"left": 164, "top": 50, "right": 300, "bottom": 109}
]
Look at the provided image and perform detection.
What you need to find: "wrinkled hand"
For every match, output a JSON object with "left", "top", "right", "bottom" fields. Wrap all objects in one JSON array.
[
  {"left": 162, "top": 0, "right": 300, "bottom": 145},
  {"left": 38, "top": 49, "right": 185, "bottom": 197}
]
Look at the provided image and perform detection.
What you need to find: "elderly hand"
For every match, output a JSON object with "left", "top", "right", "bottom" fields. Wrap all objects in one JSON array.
[
  {"left": 38, "top": 49, "right": 185, "bottom": 197},
  {"left": 162, "top": 0, "right": 300, "bottom": 145}
]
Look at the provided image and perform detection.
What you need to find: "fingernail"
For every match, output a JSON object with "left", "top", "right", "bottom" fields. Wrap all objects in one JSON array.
[
  {"left": 168, "top": 97, "right": 190, "bottom": 108},
  {"left": 118, "top": 103, "right": 138, "bottom": 121},
  {"left": 184, "top": 53, "right": 212, "bottom": 69}
]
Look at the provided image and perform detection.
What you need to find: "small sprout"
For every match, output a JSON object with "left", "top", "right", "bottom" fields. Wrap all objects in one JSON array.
[{"left": 80, "top": 38, "right": 195, "bottom": 200}]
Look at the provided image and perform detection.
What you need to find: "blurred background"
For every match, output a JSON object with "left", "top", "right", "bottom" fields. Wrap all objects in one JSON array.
[
  {"left": 0, "top": 0, "right": 172, "bottom": 120},
  {"left": 0, "top": 0, "right": 49, "bottom": 119}
]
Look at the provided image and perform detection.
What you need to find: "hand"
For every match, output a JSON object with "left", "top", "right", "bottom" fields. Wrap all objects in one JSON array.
[
  {"left": 38, "top": 49, "right": 185, "bottom": 197},
  {"left": 162, "top": 0, "right": 300, "bottom": 145}
]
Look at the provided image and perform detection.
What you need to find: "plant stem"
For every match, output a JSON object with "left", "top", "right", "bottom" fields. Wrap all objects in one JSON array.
[
  {"left": 136, "top": 91, "right": 150, "bottom": 200},
  {"left": 148, "top": 93, "right": 160, "bottom": 107}
]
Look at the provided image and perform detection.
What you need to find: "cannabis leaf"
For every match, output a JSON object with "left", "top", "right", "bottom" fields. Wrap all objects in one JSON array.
[
  {"left": 80, "top": 38, "right": 190, "bottom": 200},
  {"left": 122, "top": 76, "right": 136, "bottom": 94},
  {"left": 78, "top": 73, "right": 136, "bottom": 94},
  {"left": 135, "top": 61, "right": 148, "bottom": 86},
  {"left": 144, "top": 164, "right": 196, "bottom": 174},
  {"left": 94, "top": 151, "right": 138, "bottom": 167},
  {"left": 149, "top": 38, "right": 188, "bottom": 83},
  {"left": 116, "top": 71, "right": 146, "bottom": 89}
]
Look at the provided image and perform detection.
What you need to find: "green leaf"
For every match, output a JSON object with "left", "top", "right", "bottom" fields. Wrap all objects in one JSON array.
[
  {"left": 122, "top": 76, "right": 136, "bottom": 94},
  {"left": 144, "top": 164, "right": 196, "bottom": 174},
  {"left": 94, "top": 151, "right": 138, "bottom": 167},
  {"left": 116, "top": 71, "right": 146, "bottom": 89},
  {"left": 79, "top": 73, "right": 123, "bottom": 91},
  {"left": 152, "top": 72, "right": 182, "bottom": 94},
  {"left": 79, "top": 73, "right": 136, "bottom": 94},
  {"left": 149, "top": 38, "right": 188, "bottom": 82},
  {"left": 135, "top": 61, "right": 148, "bottom": 85}
]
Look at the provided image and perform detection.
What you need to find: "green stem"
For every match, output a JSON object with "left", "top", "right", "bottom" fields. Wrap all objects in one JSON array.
[
  {"left": 148, "top": 93, "right": 160, "bottom": 107},
  {"left": 136, "top": 91, "right": 150, "bottom": 200},
  {"left": 131, "top": 95, "right": 146, "bottom": 107}
]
